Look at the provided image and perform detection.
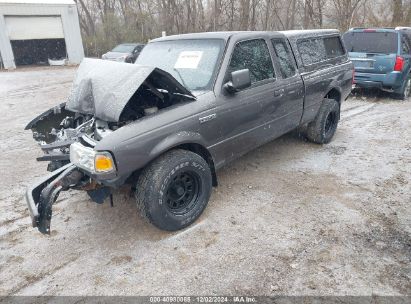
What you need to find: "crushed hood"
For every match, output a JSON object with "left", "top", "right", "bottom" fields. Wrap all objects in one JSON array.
[{"left": 66, "top": 58, "right": 195, "bottom": 122}]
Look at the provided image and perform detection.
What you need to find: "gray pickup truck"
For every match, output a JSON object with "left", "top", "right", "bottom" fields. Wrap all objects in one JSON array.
[{"left": 26, "top": 30, "right": 353, "bottom": 234}]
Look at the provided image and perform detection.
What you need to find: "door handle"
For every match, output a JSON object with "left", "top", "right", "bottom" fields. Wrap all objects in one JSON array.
[{"left": 274, "top": 89, "right": 285, "bottom": 97}]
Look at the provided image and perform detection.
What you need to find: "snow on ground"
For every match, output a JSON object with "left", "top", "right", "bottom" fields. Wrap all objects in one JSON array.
[{"left": 0, "top": 67, "right": 410, "bottom": 296}]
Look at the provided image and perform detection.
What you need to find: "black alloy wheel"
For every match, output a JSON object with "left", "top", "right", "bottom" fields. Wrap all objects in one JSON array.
[{"left": 165, "top": 171, "right": 201, "bottom": 215}]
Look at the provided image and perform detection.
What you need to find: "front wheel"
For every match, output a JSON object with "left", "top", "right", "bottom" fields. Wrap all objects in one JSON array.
[
  {"left": 306, "top": 98, "right": 340, "bottom": 144},
  {"left": 135, "top": 149, "right": 212, "bottom": 231}
]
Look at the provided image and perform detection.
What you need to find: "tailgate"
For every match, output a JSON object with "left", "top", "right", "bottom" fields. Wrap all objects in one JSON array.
[{"left": 349, "top": 52, "right": 397, "bottom": 74}]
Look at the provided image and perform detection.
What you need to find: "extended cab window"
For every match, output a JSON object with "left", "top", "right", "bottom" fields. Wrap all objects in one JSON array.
[
  {"left": 298, "top": 38, "right": 326, "bottom": 65},
  {"left": 323, "top": 36, "right": 345, "bottom": 58},
  {"left": 271, "top": 39, "right": 296, "bottom": 78},
  {"left": 228, "top": 39, "right": 275, "bottom": 84}
]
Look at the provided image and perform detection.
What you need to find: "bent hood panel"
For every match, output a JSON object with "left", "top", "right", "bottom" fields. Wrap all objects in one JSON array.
[{"left": 66, "top": 58, "right": 194, "bottom": 122}]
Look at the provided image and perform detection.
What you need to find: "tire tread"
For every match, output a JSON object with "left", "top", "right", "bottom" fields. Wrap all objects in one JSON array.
[
  {"left": 306, "top": 98, "right": 340, "bottom": 144},
  {"left": 135, "top": 149, "right": 211, "bottom": 230}
]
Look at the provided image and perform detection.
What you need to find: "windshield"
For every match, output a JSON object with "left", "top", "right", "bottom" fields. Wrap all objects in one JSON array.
[
  {"left": 343, "top": 32, "right": 398, "bottom": 54},
  {"left": 135, "top": 39, "right": 225, "bottom": 91},
  {"left": 112, "top": 44, "right": 136, "bottom": 53}
]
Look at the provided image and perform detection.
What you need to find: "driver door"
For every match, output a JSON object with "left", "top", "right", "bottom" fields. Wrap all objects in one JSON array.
[{"left": 212, "top": 38, "right": 278, "bottom": 164}]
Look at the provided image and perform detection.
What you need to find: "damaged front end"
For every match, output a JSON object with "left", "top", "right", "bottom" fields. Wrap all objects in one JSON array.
[
  {"left": 26, "top": 164, "right": 83, "bottom": 234},
  {"left": 25, "top": 58, "right": 195, "bottom": 234}
]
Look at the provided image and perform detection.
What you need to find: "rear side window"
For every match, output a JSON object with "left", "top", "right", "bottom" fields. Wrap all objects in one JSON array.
[
  {"left": 342, "top": 32, "right": 398, "bottom": 54},
  {"left": 271, "top": 39, "right": 296, "bottom": 78},
  {"left": 324, "top": 37, "right": 345, "bottom": 58},
  {"left": 228, "top": 39, "right": 275, "bottom": 84},
  {"left": 401, "top": 37, "right": 410, "bottom": 54},
  {"left": 297, "top": 38, "right": 326, "bottom": 65}
]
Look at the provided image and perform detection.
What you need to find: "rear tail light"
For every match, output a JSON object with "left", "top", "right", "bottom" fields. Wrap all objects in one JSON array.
[
  {"left": 394, "top": 56, "right": 405, "bottom": 71},
  {"left": 352, "top": 69, "right": 355, "bottom": 84}
]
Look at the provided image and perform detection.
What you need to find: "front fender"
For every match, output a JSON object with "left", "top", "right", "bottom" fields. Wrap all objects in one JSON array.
[
  {"left": 148, "top": 131, "right": 208, "bottom": 159},
  {"left": 100, "top": 130, "right": 212, "bottom": 183}
]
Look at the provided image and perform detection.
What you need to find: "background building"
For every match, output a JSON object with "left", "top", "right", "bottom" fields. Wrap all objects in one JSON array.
[{"left": 0, "top": 0, "right": 84, "bottom": 69}]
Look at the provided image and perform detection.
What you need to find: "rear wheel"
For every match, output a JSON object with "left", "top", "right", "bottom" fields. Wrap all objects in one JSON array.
[
  {"left": 394, "top": 76, "right": 411, "bottom": 100},
  {"left": 135, "top": 149, "right": 212, "bottom": 231},
  {"left": 306, "top": 98, "right": 340, "bottom": 144}
]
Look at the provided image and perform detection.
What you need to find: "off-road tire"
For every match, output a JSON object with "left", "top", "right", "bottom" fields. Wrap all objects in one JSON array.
[
  {"left": 393, "top": 76, "right": 411, "bottom": 100},
  {"left": 135, "top": 149, "right": 212, "bottom": 231},
  {"left": 306, "top": 98, "right": 340, "bottom": 144}
]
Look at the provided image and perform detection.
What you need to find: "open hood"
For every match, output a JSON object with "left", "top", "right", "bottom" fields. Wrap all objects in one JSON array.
[{"left": 66, "top": 58, "right": 195, "bottom": 122}]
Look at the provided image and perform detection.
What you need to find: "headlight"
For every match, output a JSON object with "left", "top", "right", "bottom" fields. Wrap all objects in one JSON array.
[
  {"left": 69, "top": 142, "right": 116, "bottom": 174},
  {"left": 70, "top": 142, "right": 95, "bottom": 172}
]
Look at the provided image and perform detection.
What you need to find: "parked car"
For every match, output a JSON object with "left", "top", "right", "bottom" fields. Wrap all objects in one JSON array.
[
  {"left": 101, "top": 43, "right": 145, "bottom": 63},
  {"left": 25, "top": 30, "right": 353, "bottom": 234},
  {"left": 343, "top": 27, "right": 411, "bottom": 99}
]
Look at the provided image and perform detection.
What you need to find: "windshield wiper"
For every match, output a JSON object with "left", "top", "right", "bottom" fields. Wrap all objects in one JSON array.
[
  {"left": 173, "top": 92, "right": 196, "bottom": 100},
  {"left": 173, "top": 68, "right": 189, "bottom": 89}
]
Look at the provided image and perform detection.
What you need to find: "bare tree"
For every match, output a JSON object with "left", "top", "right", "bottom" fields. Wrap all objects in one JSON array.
[
  {"left": 75, "top": 0, "right": 409, "bottom": 57},
  {"left": 391, "top": 0, "right": 403, "bottom": 26},
  {"left": 329, "top": 0, "right": 365, "bottom": 31}
]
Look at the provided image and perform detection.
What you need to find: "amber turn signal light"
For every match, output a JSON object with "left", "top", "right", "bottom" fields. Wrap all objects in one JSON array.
[{"left": 95, "top": 154, "right": 115, "bottom": 172}]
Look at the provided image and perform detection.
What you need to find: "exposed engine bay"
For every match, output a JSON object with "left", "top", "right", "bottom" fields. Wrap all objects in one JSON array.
[{"left": 25, "top": 58, "right": 195, "bottom": 172}]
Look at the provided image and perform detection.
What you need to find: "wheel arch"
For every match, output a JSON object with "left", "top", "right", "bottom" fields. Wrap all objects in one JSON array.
[
  {"left": 324, "top": 87, "right": 342, "bottom": 119},
  {"left": 325, "top": 87, "right": 342, "bottom": 105},
  {"left": 173, "top": 143, "right": 218, "bottom": 187},
  {"left": 147, "top": 132, "right": 218, "bottom": 187}
]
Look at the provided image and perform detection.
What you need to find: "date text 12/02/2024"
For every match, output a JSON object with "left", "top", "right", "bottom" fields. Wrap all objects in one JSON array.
[{"left": 149, "top": 296, "right": 256, "bottom": 303}]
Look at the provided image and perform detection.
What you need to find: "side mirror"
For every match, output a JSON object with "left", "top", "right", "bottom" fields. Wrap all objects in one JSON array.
[{"left": 224, "top": 69, "right": 251, "bottom": 93}]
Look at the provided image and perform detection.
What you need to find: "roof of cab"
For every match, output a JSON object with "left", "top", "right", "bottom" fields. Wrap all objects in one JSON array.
[
  {"left": 346, "top": 27, "right": 399, "bottom": 33},
  {"left": 150, "top": 31, "right": 284, "bottom": 43},
  {"left": 281, "top": 29, "right": 340, "bottom": 38}
]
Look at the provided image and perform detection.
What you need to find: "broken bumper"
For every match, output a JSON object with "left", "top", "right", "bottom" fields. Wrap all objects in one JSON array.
[{"left": 25, "top": 163, "right": 83, "bottom": 234}]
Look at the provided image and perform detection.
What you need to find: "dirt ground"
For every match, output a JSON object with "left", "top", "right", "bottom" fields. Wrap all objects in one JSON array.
[{"left": 0, "top": 66, "right": 410, "bottom": 296}]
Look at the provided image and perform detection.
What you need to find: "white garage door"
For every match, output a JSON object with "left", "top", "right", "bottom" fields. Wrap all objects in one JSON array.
[{"left": 5, "top": 16, "right": 64, "bottom": 40}]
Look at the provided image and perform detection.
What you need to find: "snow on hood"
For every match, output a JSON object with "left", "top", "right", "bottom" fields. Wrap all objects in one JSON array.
[{"left": 66, "top": 58, "right": 195, "bottom": 122}]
